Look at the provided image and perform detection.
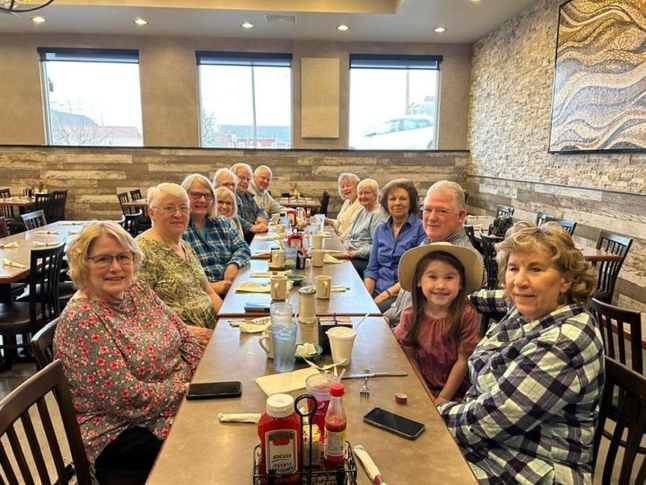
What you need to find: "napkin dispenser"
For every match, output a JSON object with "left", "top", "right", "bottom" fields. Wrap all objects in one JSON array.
[{"left": 317, "top": 316, "right": 352, "bottom": 355}]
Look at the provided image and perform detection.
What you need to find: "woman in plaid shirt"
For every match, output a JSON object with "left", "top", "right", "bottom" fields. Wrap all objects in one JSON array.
[{"left": 439, "top": 222, "right": 604, "bottom": 484}]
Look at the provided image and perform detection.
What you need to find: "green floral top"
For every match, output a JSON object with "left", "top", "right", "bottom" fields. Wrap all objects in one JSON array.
[{"left": 136, "top": 235, "right": 217, "bottom": 329}]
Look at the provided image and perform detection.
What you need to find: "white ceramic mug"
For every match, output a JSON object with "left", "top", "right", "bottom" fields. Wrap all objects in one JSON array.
[
  {"left": 258, "top": 326, "right": 274, "bottom": 359},
  {"left": 315, "top": 275, "right": 332, "bottom": 300},
  {"left": 311, "top": 233, "right": 324, "bottom": 250},
  {"left": 271, "top": 214, "right": 280, "bottom": 224},
  {"left": 312, "top": 249, "right": 325, "bottom": 267},
  {"left": 270, "top": 249, "right": 285, "bottom": 269},
  {"left": 270, "top": 274, "right": 288, "bottom": 300}
]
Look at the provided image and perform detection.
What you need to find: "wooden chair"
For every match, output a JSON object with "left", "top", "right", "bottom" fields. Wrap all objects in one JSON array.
[
  {"left": 0, "top": 189, "right": 22, "bottom": 234},
  {"left": 318, "top": 190, "right": 330, "bottom": 216},
  {"left": 34, "top": 193, "right": 54, "bottom": 221},
  {"left": 122, "top": 209, "right": 143, "bottom": 237},
  {"left": 129, "top": 189, "right": 143, "bottom": 200},
  {"left": 49, "top": 190, "right": 68, "bottom": 222},
  {"left": 480, "top": 232, "right": 503, "bottom": 290},
  {"left": 117, "top": 192, "right": 132, "bottom": 216},
  {"left": 593, "top": 357, "right": 646, "bottom": 484},
  {"left": 594, "top": 231, "right": 633, "bottom": 304},
  {"left": 30, "top": 317, "right": 59, "bottom": 371},
  {"left": 535, "top": 211, "right": 554, "bottom": 225},
  {"left": 0, "top": 244, "right": 65, "bottom": 368},
  {"left": 0, "top": 359, "right": 93, "bottom": 485},
  {"left": 0, "top": 215, "right": 7, "bottom": 238},
  {"left": 553, "top": 218, "right": 577, "bottom": 236},
  {"left": 21, "top": 209, "right": 47, "bottom": 230},
  {"left": 495, "top": 204, "right": 514, "bottom": 218}
]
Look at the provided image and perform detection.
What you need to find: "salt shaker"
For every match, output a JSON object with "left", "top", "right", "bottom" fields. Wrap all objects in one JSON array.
[{"left": 298, "top": 286, "right": 317, "bottom": 323}]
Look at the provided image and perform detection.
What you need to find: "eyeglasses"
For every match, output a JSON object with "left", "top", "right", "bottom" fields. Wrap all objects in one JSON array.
[
  {"left": 218, "top": 200, "right": 233, "bottom": 206},
  {"left": 189, "top": 191, "right": 214, "bottom": 201},
  {"left": 87, "top": 252, "right": 134, "bottom": 268},
  {"left": 155, "top": 205, "right": 191, "bottom": 216},
  {"left": 222, "top": 182, "right": 236, "bottom": 189}
]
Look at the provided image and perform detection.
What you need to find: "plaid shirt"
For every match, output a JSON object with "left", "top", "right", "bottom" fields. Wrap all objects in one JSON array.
[
  {"left": 236, "top": 191, "right": 268, "bottom": 235},
  {"left": 182, "top": 216, "right": 251, "bottom": 281},
  {"left": 439, "top": 290, "right": 604, "bottom": 485}
]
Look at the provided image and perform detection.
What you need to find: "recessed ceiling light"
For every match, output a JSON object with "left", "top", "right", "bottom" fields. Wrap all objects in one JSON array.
[
  {"left": 434, "top": 27, "right": 446, "bottom": 33},
  {"left": 470, "top": 0, "right": 481, "bottom": 2},
  {"left": 337, "top": 24, "right": 349, "bottom": 31},
  {"left": 32, "top": 16, "right": 46, "bottom": 24},
  {"left": 134, "top": 18, "right": 148, "bottom": 26},
  {"left": 241, "top": 22, "right": 254, "bottom": 29}
]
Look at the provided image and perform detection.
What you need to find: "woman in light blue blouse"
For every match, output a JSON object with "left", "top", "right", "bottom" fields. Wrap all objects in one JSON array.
[
  {"left": 439, "top": 221, "right": 604, "bottom": 484},
  {"left": 363, "top": 178, "right": 425, "bottom": 312}
]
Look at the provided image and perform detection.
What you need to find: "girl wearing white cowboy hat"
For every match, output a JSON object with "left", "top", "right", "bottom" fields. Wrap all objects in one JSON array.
[{"left": 393, "top": 242, "right": 484, "bottom": 405}]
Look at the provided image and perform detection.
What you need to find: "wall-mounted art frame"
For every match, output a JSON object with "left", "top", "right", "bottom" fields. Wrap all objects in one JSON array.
[{"left": 549, "top": 0, "right": 646, "bottom": 153}]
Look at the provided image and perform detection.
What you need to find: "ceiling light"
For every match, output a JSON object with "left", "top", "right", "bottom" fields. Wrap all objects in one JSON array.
[
  {"left": 1, "top": 0, "right": 54, "bottom": 13},
  {"left": 134, "top": 18, "right": 148, "bottom": 26},
  {"left": 337, "top": 24, "right": 349, "bottom": 31},
  {"left": 434, "top": 27, "right": 446, "bottom": 33},
  {"left": 31, "top": 15, "right": 46, "bottom": 23},
  {"left": 241, "top": 22, "right": 254, "bottom": 29}
]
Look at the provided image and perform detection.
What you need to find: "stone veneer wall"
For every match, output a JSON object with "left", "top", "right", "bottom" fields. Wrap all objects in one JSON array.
[
  {"left": 466, "top": 0, "right": 646, "bottom": 310},
  {"left": 0, "top": 145, "right": 468, "bottom": 219}
]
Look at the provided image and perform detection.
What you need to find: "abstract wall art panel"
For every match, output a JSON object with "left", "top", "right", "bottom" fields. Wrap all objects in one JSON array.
[{"left": 549, "top": 0, "right": 646, "bottom": 152}]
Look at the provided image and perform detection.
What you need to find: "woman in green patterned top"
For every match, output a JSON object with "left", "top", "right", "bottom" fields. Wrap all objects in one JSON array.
[{"left": 136, "top": 183, "right": 221, "bottom": 328}]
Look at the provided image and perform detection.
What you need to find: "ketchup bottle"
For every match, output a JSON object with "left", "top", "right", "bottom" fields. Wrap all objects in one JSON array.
[
  {"left": 323, "top": 382, "right": 347, "bottom": 467},
  {"left": 258, "top": 394, "right": 301, "bottom": 484}
]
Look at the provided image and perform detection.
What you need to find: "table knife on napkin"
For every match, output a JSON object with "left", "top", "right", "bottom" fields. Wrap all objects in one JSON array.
[{"left": 342, "top": 371, "right": 407, "bottom": 379}]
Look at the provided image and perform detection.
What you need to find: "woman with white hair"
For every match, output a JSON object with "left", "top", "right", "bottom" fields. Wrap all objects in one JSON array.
[
  {"left": 215, "top": 186, "right": 245, "bottom": 239},
  {"left": 325, "top": 172, "right": 361, "bottom": 240},
  {"left": 342, "top": 178, "right": 388, "bottom": 277},
  {"left": 136, "top": 183, "right": 221, "bottom": 328},
  {"left": 181, "top": 174, "right": 250, "bottom": 296}
]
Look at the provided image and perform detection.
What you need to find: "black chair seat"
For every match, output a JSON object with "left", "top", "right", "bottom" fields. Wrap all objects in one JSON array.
[{"left": 0, "top": 301, "right": 35, "bottom": 330}]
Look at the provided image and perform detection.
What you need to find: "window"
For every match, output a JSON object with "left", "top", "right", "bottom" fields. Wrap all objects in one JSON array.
[
  {"left": 39, "top": 48, "right": 143, "bottom": 146},
  {"left": 197, "top": 52, "right": 292, "bottom": 149},
  {"left": 349, "top": 54, "right": 442, "bottom": 150}
]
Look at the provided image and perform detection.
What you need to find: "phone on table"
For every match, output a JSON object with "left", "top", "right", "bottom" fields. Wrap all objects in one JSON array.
[
  {"left": 244, "top": 302, "right": 271, "bottom": 313},
  {"left": 363, "top": 407, "right": 425, "bottom": 440},
  {"left": 186, "top": 381, "right": 242, "bottom": 400}
]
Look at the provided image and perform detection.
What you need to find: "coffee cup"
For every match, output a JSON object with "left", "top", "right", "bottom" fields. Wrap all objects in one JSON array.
[
  {"left": 312, "top": 249, "right": 325, "bottom": 267},
  {"left": 311, "top": 233, "right": 324, "bottom": 250},
  {"left": 315, "top": 275, "right": 332, "bottom": 300},
  {"left": 258, "top": 326, "right": 273, "bottom": 359},
  {"left": 270, "top": 249, "right": 285, "bottom": 269},
  {"left": 270, "top": 274, "right": 288, "bottom": 301},
  {"left": 271, "top": 213, "right": 280, "bottom": 224},
  {"left": 326, "top": 326, "right": 356, "bottom": 366},
  {"left": 270, "top": 302, "right": 297, "bottom": 373}
]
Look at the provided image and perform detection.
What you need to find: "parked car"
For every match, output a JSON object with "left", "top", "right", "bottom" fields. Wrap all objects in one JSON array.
[{"left": 351, "top": 115, "right": 435, "bottom": 150}]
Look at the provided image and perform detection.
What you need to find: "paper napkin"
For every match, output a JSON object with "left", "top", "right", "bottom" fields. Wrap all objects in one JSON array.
[
  {"left": 324, "top": 254, "right": 342, "bottom": 264},
  {"left": 0, "top": 242, "right": 19, "bottom": 249},
  {"left": 255, "top": 234, "right": 281, "bottom": 241},
  {"left": 2, "top": 258, "right": 26, "bottom": 269},
  {"left": 251, "top": 250, "right": 271, "bottom": 258},
  {"left": 331, "top": 285, "right": 348, "bottom": 293},
  {"left": 239, "top": 322, "right": 270, "bottom": 333},
  {"left": 217, "top": 413, "right": 262, "bottom": 424},
  {"left": 250, "top": 270, "right": 292, "bottom": 277},
  {"left": 33, "top": 230, "right": 59, "bottom": 235},
  {"left": 354, "top": 445, "right": 388, "bottom": 485},
  {"left": 58, "top": 221, "right": 84, "bottom": 225},
  {"left": 255, "top": 368, "right": 319, "bottom": 396},
  {"left": 236, "top": 281, "right": 293, "bottom": 293},
  {"left": 32, "top": 241, "right": 61, "bottom": 247},
  {"left": 228, "top": 316, "right": 272, "bottom": 328}
]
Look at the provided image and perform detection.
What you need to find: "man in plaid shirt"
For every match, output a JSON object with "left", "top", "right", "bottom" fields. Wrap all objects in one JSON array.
[{"left": 230, "top": 163, "right": 269, "bottom": 243}]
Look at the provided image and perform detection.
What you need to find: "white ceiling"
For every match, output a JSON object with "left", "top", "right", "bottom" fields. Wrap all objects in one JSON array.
[{"left": 0, "top": 0, "right": 539, "bottom": 43}]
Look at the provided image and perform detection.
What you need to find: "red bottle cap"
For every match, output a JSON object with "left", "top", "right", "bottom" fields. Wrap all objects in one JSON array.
[{"left": 329, "top": 382, "right": 344, "bottom": 397}]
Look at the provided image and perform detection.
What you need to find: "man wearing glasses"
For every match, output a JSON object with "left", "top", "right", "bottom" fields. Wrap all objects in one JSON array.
[
  {"left": 230, "top": 163, "right": 269, "bottom": 243},
  {"left": 249, "top": 165, "right": 284, "bottom": 217}
]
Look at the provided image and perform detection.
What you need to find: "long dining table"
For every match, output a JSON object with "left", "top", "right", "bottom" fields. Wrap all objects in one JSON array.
[{"left": 147, "top": 315, "right": 478, "bottom": 484}]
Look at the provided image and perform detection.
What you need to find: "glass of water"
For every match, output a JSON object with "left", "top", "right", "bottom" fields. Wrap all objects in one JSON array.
[{"left": 270, "top": 302, "right": 297, "bottom": 373}]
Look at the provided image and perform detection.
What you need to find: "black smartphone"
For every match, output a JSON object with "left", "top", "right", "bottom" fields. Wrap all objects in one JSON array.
[
  {"left": 186, "top": 381, "right": 242, "bottom": 400},
  {"left": 244, "top": 302, "right": 271, "bottom": 312},
  {"left": 363, "top": 407, "right": 425, "bottom": 440}
]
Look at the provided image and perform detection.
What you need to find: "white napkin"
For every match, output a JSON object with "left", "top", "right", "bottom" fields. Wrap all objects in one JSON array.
[
  {"left": 331, "top": 285, "right": 348, "bottom": 293},
  {"left": 255, "top": 234, "right": 281, "bottom": 241},
  {"left": 354, "top": 445, "right": 388, "bottom": 485},
  {"left": 58, "top": 221, "right": 84, "bottom": 225},
  {"left": 32, "top": 241, "right": 61, "bottom": 247},
  {"left": 33, "top": 230, "right": 59, "bottom": 235},
  {"left": 218, "top": 413, "right": 262, "bottom": 424},
  {"left": 228, "top": 316, "right": 272, "bottom": 327},
  {"left": 239, "top": 322, "right": 270, "bottom": 334},
  {"left": 255, "top": 368, "right": 319, "bottom": 396},
  {"left": 324, "top": 254, "right": 342, "bottom": 264},
  {"left": 252, "top": 250, "right": 271, "bottom": 258},
  {"left": 236, "top": 281, "right": 293, "bottom": 293},
  {"left": 2, "top": 258, "right": 26, "bottom": 269},
  {"left": 250, "top": 270, "right": 292, "bottom": 277},
  {"left": 0, "top": 242, "right": 19, "bottom": 249}
]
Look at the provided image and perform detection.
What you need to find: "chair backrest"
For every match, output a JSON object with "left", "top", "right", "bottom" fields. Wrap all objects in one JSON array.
[
  {"left": 0, "top": 188, "right": 10, "bottom": 198},
  {"left": 318, "top": 190, "right": 330, "bottom": 216},
  {"left": 30, "top": 318, "right": 59, "bottom": 371},
  {"left": 29, "top": 244, "right": 65, "bottom": 326},
  {"left": 123, "top": 209, "right": 143, "bottom": 237},
  {"left": 117, "top": 192, "right": 133, "bottom": 215},
  {"left": 593, "top": 357, "right": 646, "bottom": 485},
  {"left": 480, "top": 233, "right": 503, "bottom": 290},
  {"left": 594, "top": 231, "right": 633, "bottom": 303},
  {"left": 588, "top": 298, "right": 642, "bottom": 374},
  {"left": 21, "top": 209, "right": 47, "bottom": 230},
  {"left": 0, "top": 360, "right": 92, "bottom": 485},
  {"left": 535, "top": 211, "right": 554, "bottom": 225},
  {"left": 0, "top": 189, "right": 16, "bottom": 219},
  {"left": 34, "top": 193, "right": 55, "bottom": 220},
  {"left": 129, "top": 189, "right": 142, "bottom": 201},
  {"left": 553, "top": 218, "right": 577, "bottom": 236},
  {"left": 0, "top": 216, "right": 8, "bottom": 238},
  {"left": 463, "top": 224, "right": 477, "bottom": 248},
  {"left": 50, "top": 190, "right": 68, "bottom": 222},
  {"left": 495, "top": 204, "right": 514, "bottom": 218}
]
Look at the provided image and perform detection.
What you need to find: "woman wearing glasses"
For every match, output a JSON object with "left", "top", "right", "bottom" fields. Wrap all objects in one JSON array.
[
  {"left": 180, "top": 174, "right": 250, "bottom": 295},
  {"left": 54, "top": 221, "right": 203, "bottom": 483},
  {"left": 136, "top": 183, "right": 221, "bottom": 328},
  {"left": 214, "top": 186, "right": 245, "bottom": 239}
]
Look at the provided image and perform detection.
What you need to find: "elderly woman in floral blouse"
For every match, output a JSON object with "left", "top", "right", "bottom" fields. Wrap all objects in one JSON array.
[
  {"left": 136, "top": 183, "right": 221, "bottom": 328},
  {"left": 54, "top": 221, "right": 203, "bottom": 483}
]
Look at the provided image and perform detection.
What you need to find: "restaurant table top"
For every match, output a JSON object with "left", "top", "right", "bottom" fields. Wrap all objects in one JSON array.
[
  {"left": 249, "top": 226, "right": 346, "bottom": 259},
  {"left": 279, "top": 197, "right": 321, "bottom": 210},
  {"left": 121, "top": 199, "right": 148, "bottom": 209},
  {"left": 0, "top": 196, "right": 37, "bottom": 208},
  {"left": 147, "top": 316, "right": 478, "bottom": 484}
]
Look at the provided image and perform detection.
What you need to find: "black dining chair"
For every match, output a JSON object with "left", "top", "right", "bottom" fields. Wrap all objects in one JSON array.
[
  {"left": 130, "top": 189, "right": 143, "bottom": 200},
  {"left": 117, "top": 191, "right": 133, "bottom": 216},
  {"left": 535, "top": 211, "right": 554, "bottom": 226},
  {"left": 122, "top": 209, "right": 143, "bottom": 237},
  {"left": 0, "top": 215, "right": 8, "bottom": 238},
  {"left": 49, "top": 189, "right": 68, "bottom": 222},
  {"left": 495, "top": 204, "right": 514, "bottom": 218},
  {"left": 21, "top": 209, "right": 47, "bottom": 230},
  {"left": 478, "top": 232, "right": 505, "bottom": 336},
  {"left": 0, "top": 359, "right": 93, "bottom": 485},
  {"left": 594, "top": 231, "right": 633, "bottom": 304},
  {"left": 317, "top": 190, "right": 330, "bottom": 216},
  {"left": 30, "top": 317, "right": 59, "bottom": 371}
]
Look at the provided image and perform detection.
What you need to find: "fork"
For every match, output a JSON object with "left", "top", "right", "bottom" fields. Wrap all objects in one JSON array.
[{"left": 360, "top": 369, "right": 370, "bottom": 402}]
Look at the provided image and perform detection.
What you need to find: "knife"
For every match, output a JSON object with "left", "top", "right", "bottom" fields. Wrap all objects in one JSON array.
[{"left": 342, "top": 371, "right": 408, "bottom": 379}]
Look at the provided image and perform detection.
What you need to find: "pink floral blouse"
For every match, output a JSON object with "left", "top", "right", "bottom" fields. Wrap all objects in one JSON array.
[{"left": 53, "top": 280, "right": 202, "bottom": 463}]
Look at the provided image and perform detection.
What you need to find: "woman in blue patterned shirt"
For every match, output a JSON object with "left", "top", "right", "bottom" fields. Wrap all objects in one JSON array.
[{"left": 439, "top": 221, "right": 604, "bottom": 484}]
